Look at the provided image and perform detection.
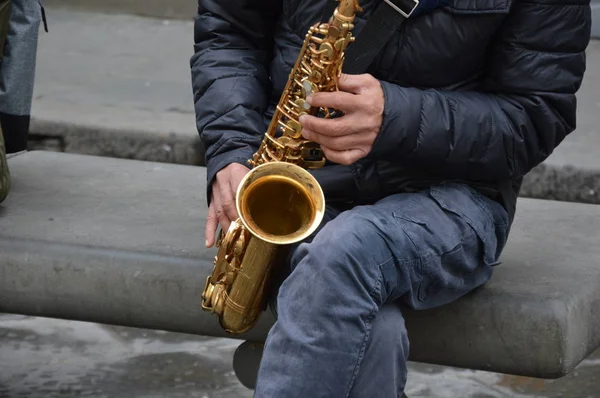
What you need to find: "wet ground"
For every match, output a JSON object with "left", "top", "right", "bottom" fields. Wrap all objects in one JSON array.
[{"left": 1, "top": 314, "right": 598, "bottom": 398}]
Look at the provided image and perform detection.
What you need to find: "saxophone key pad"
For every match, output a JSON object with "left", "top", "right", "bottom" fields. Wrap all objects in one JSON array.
[
  {"left": 287, "top": 119, "right": 303, "bottom": 139},
  {"left": 302, "top": 80, "right": 317, "bottom": 98},
  {"left": 295, "top": 98, "right": 311, "bottom": 113}
]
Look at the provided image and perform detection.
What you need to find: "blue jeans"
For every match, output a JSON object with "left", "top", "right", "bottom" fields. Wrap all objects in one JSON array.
[{"left": 254, "top": 182, "right": 510, "bottom": 397}]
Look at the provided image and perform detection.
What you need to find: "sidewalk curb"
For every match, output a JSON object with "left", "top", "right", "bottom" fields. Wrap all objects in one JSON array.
[
  {"left": 29, "top": 118, "right": 205, "bottom": 166},
  {"left": 28, "top": 118, "right": 600, "bottom": 206},
  {"left": 521, "top": 163, "right": 600, "bottom": 204}
]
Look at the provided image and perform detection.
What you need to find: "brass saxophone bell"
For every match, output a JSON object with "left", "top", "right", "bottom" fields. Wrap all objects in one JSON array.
[{"left": 236, "top": 162, "right": 325, "bottom": 246}]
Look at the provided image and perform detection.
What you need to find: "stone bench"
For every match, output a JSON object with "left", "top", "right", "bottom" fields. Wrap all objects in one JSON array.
[{"left": 1, "top": 151, "right": 599, "bottom": 389}]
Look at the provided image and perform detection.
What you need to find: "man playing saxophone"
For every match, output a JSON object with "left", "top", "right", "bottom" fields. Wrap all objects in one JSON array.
[{"left": 190, "top": 0, "right": 592, "bottom": 396}]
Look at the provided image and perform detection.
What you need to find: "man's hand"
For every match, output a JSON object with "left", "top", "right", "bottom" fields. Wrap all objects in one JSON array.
[
  {"left": 205, "top": 163, "right": 250, "bottom": 248},
  {"left": 299, "top": 73, "right": 384, "bottom": 166}
]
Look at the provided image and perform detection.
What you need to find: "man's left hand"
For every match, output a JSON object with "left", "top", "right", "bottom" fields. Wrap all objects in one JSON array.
[{"left": 299, "top": 73, "right": 384, "bottom": 166}]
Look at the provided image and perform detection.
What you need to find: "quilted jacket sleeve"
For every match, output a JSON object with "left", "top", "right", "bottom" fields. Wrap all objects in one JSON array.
[
  {"left": 369, "top": 1, "right": 592, "bottom": 181},
  {"left": 190, "top": 0, "right": 281, "bottom": 200}
]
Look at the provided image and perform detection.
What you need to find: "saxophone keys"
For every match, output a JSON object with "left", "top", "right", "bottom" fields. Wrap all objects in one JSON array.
[
  {"left": 233, "top": 233, "right": 246, "bottom": 258},
  {"left": 302, "top": 79, "right": 317, "bottom": 98},
  {"left": 318, "top": 42, "right": 334, "bottom": 58},
  {"left": 334, "top": 38, "right": 346, "bottom": 51},
  {"left": 212, "top": 284, "right": 226, "bottom": 315},
  {"left": 215, "top": 229, "right": 225, "bottom": 247},
  {"left": 295, "top": 98, "right": 311, "bottom": 112},
  {"left": 287, "top": 119, "right": 303, "bottom": 139},
  {"left": 224, "top": 270, "right": 238, "bottom": 284},
  {"left": 201, "top": 276, "right": 219, "bottom": 313},
  {"left": 328, "top": 25, "right": 340, "bottom": 37},
  {"left": 309, "top": 70, "right": 322, "bottom": 83}
]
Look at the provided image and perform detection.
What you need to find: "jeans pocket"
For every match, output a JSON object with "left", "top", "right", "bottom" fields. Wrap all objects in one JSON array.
[
  {"left": 418, "top": 243, "right": 463, "bottom": 303},
  {"left": 417, "top": 239, "right": 494, "bottom": 306},
  {"left": 429, "top": 183, "right": 509, "bottom": 267}
]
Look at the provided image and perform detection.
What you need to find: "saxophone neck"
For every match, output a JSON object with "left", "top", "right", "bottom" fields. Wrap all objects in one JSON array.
[{"left": 335, "top": 0, "right": 362, "bottom": 19}]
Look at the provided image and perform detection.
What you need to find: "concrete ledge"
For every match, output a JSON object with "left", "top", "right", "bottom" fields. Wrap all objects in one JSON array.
[
  {"left": 0, "top": 237, "right": 275, "bottom": 343},
  {"left": 29, "top": 117, "right": 205, "bottom": 166},
  {"left": 28, "top": 118, "right": 600, "bottom": 206},
  {"left": 1, "top": 151, "right": 600, "bottom": 379},
  {"left": 521, "top": 163, "right": 600, "bottom": 204}
]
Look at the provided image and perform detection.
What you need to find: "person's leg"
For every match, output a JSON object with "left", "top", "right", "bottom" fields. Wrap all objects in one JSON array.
[
  {"left": 0, "top": 125, "right": 9, "bottom": 203},
  {"left": 0, "top": 0, "right": 11, "bottom": 203},
  {"left": 0, "top": 0, "right": 41, "bottom": 154},
  {"left": 254, "top": 182, "right": 509, "bottom": 398},
  {"left": 347, "top": 303, "right": 409, "bottom": 398},
  {"left": 0, "top": 1, "right": 10, "bottom": 60}
]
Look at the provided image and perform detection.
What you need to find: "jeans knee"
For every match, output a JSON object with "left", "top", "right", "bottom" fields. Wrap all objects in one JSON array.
[
  {"left": 369, "top": 304, "right": 409, "bottom": 351},
  {"left": 290, "top": 211, "right": 389, "bottom": 286}
]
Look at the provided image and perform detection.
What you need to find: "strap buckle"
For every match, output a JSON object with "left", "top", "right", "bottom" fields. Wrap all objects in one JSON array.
[{"left": 384, "top": 0, "right": 419, "bottom": 18}]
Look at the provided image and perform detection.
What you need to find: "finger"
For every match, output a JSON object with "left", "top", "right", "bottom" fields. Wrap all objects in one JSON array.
[
  {"left": 300, "top": 114, "right": 356, "bottom": 137},
  {"left": 306, "top": 90, "right": 360, "bottom": 113},
  {"left": 212, "top": 186, "right": 230, "bottom": 233},
  {"left": 218, "top": 177, "right": 238, "bottom": 223},
  {"left": 337, "top": 73, "right": 373, "bottom": 94},
  {"left": 228, "top": 176, "right": 243, "bottom": 219},
  {"left": 302, "top": 127, "right": 364, "bottom": 151},
  {"left": 321, "top": 147, "right": 367, "bottom": 166},
  {"left": 205, "top": 201, "right": 218, "bottom": 248}
]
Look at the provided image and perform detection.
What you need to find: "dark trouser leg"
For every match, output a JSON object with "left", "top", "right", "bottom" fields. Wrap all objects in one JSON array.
[
  {"left": 255, "top": 183, "right": 509, "bottom": 398},
  {"left": 347, "top": 303, "right": 410, "bottom": 398},
  {"left": 0, "top": 125, "right": 9, "bottom": 203},
  {"left": 0, "top": 1, "right": 10, "bottom": 202},
  {"left": 0, "top": 0, "right": 41, "bottom": 154}
]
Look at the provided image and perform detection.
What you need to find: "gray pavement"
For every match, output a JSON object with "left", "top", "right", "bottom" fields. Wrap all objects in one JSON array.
[
  {"left": 42, "top": 0, "right": 196, "bottom": 20},
  {"left": 40, "top": 0, "right": 600, "bottom": 37},
  {"left": 30, "top": 8, "right": 202, "bottom": 165},
  {"left": 1, "top": 314, "right": 599, "bottom": 398}
]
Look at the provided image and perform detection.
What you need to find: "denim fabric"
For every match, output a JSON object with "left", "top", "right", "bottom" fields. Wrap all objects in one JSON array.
[
  {"left": 255, "top": 182, "right": 509, "bottom": 398},
  {"left": 0, "top": 125, "right": 9, "bottom": 203},
  {"left": 0, "top": 0, "right": 41, "bottom": 116}
]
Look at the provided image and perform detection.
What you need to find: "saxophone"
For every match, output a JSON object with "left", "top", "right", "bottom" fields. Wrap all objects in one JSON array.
[{"left": 201, "top": 0, "right": 362, "bottom": 335}]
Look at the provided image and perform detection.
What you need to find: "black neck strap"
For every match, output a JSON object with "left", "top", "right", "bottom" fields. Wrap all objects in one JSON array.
[{"left": 321, "top": 0, "right": 419, "bottom": 74}]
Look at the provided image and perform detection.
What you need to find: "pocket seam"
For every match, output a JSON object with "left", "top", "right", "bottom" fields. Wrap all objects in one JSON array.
[
  {"left": 392, "top": 213, "right": 427, "bottom": 226},
  {"left": 418, "top": 243, "right": 464, "bottom": 302},
  {"left": 429, "top": 185, "right": 503, "bottom": 267}
]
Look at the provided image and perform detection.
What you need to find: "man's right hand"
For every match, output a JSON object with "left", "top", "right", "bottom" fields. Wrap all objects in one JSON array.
[{"left": 205, "top": 162, "right": 251, "bottom": 248}]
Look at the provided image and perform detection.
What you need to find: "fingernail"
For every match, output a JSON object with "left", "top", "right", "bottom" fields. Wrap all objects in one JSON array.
[
  {"left": 299, "top": 114, "right": 306, "bottom": 124},
  {"left": 205, "top": 239, "right": 210, "bottom": 247},
  {"left": 305, "top": 95, "right": 313, "bottom": 105}
]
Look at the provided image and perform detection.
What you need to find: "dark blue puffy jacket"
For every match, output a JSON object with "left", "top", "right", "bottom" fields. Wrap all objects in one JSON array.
[{"left": 190, "top": 0, "right": 592, "bottom": 223}]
